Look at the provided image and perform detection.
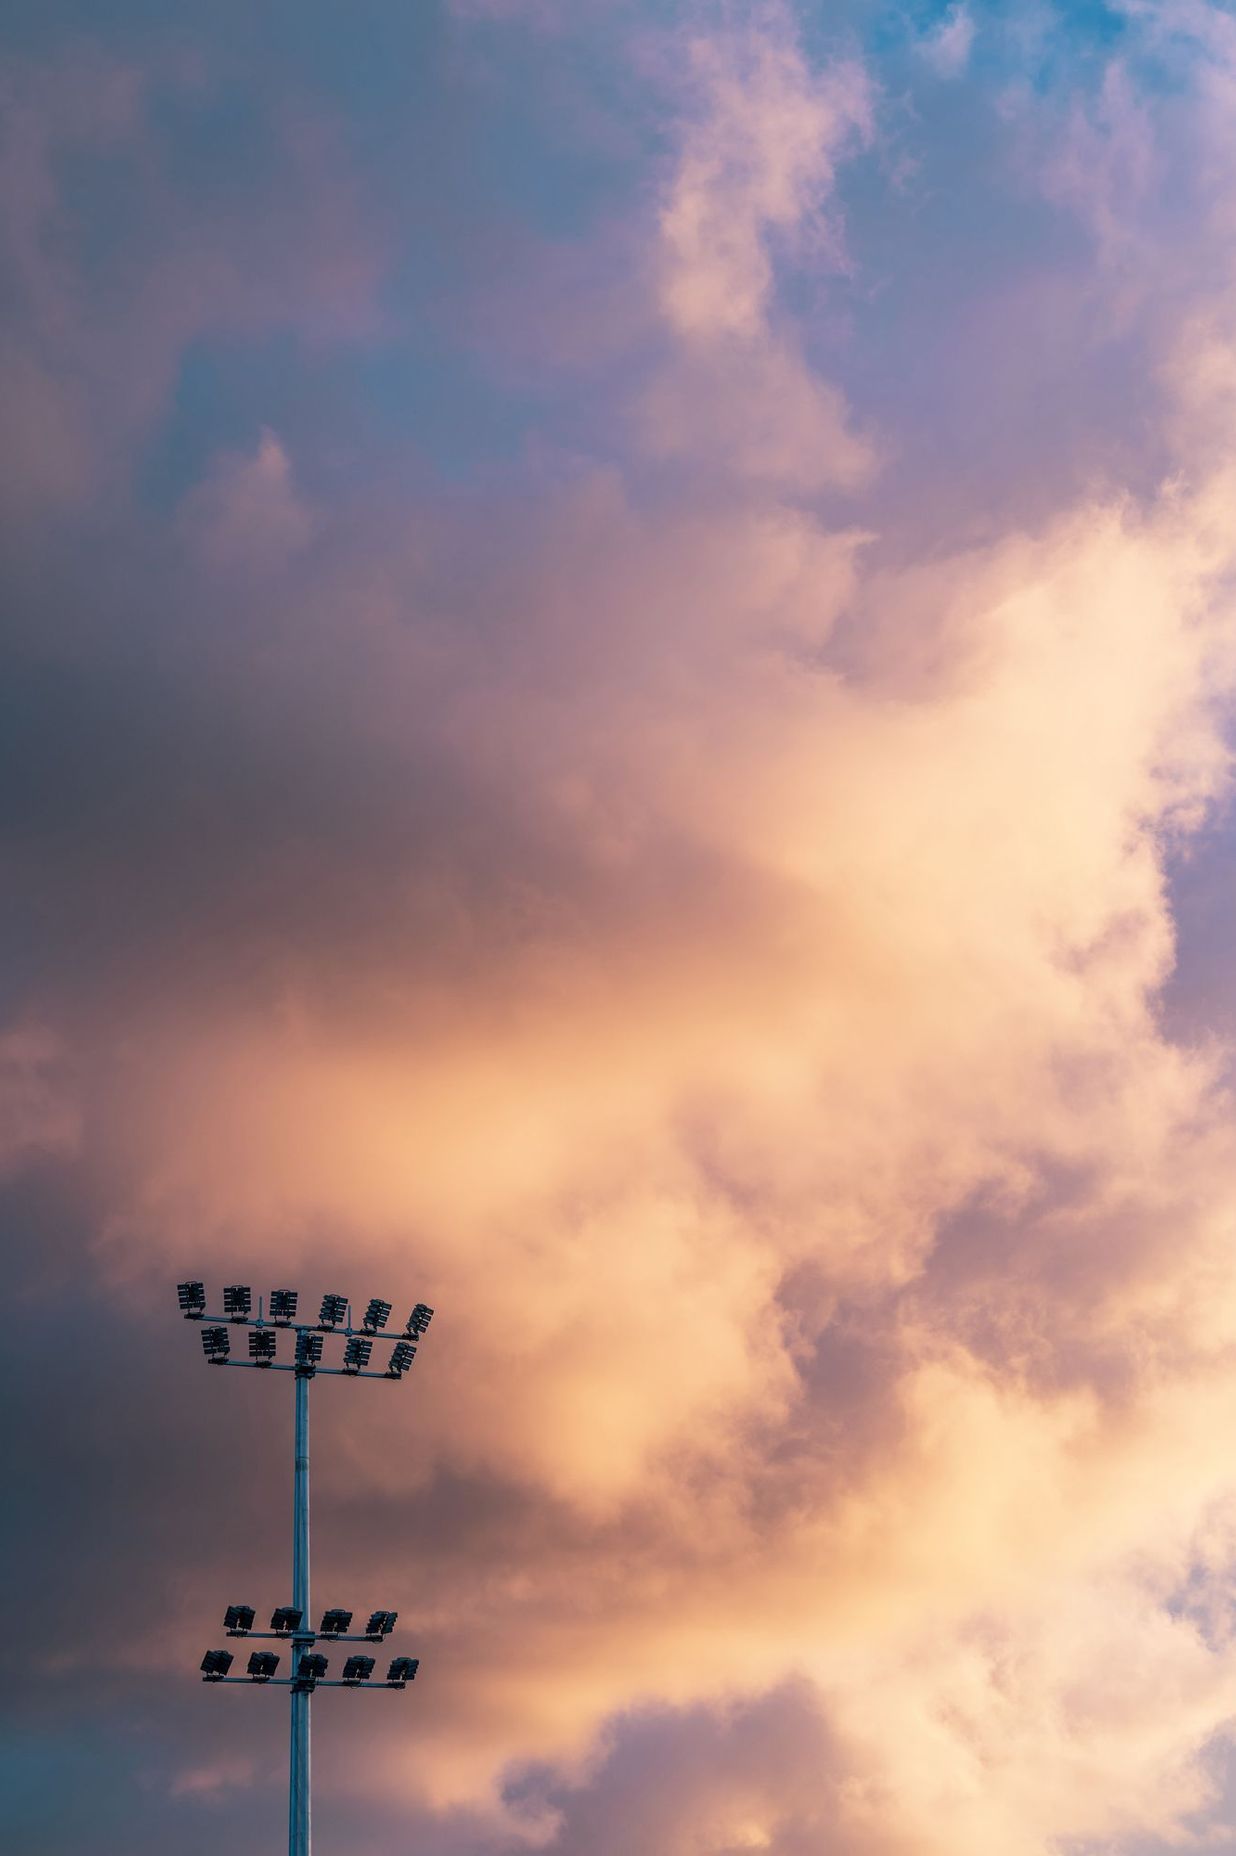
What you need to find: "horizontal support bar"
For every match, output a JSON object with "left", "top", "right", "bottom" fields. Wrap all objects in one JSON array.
[
  {"left": 226, "top": 1631, "right": 397, "bottom": 1644},
  {"left": 225, "top": 1631, "right": 312, "bottom": 1641},
  {"left": 314, "top": 1366, "right": 406, "bottom": 1379},
  {"left": 208, "top": 1360, "right": 295, "bottom": 1373},
  {"left": 203, "top": 1677, "right": 413, "bottom": 1690},
  {"left": 314, "top": 1680, "right": 413, "bottom": 1689},
  {"left": 189, "top": 1314, "right": 416, "bottom": 1342},
  {"left": 206, "top": 1360, "right": 406, "bottom": 1380}
]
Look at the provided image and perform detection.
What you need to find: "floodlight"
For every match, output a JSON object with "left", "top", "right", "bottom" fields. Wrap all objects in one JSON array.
[
  {"left": 249, "top": 1330, "right": 277, "bottom": 1365},
  {"left": 248, "top": 1651, "right": 280, "bottom": 1680},
  {"left": 388, "top": 1341, "right": 416, "bottom": 1377},
  {"left": 269, "top": 1289, "right": 298, "bottom": 1324},
  {"left": 319, "top": 1609, "right": 353, "bottom": 1636},
  {"left": 296, "top": 1653, "right": 328, "bottom": 1686},
  {"left": 223, "top": 1284, "right": 252, "bottom": 1320},
  {"left": 295, "top": 1332, "right": 323, "bottom": 1373},
  {"left": 201, "top": 1326, "right": 230, "bottom": 1362},
  {"left": 177, "top": 1281, "right": 206, "bottom": 1319},
  {"left": 362, "top": 1298, "right": 392, "bottom": 1333},
  {"left": 318, "top": 1293, "right": 348, "bottom": 1328},
  {"left": 271, "top": 1607, "right": 303, "bottom": 1634},
  {"left": 365, "top": 1610, "right": 397, "bottom": 1638},
  {"left": 405, "top": 1303, "right": 434, "bottom": 1337},
  {"left": 343, "top": 1335, "right": 372, "bottom": 1372},
  {"left": 342, "top": 1655, "right": 375, "bottom": 1682},
  {"left": 201, "top": 1649, "right": 234, "bottom": 1680},
  {"left": 386, "top": 1656, "right": 419, "bottom": 1685},
  {"left": 224, "top": 1605, "right": 256, "bottom": 1634}
]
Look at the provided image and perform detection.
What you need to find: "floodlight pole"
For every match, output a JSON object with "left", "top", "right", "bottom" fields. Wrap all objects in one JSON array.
[
  {"left": 180, "top": 1283, "right": 433, "bottom": 1856},
  {"left": 291, "top": 1368, "right": 311, "bottom": 1856}
]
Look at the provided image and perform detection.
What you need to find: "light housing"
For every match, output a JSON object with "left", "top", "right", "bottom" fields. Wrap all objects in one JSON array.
[
  {"left": 318, "top": 1293, "right": 348, "bottom": 1329},
  {"left": 362, "top": 1298, "right": 392, "bottom": 1333},
  {"left": 248, "top": 1651, "right": 279, "bottom": 1680},
  {"left": 271, "top": 1606, "right": 303, "bottom": 1634},
  {"left": 201, "top": 1326, "right": 230, "bottom": 1362},
  {"left": 177, "top": 1281, "right": 206, "bottom": 1319},
  {"left": 405, "top": 1303, "right": 434, "bottom": 1338},
  {"left": 343, "top": 1335, "right": 372, "bottom": 1372},
  {"left": 319, "top": 1609, "right": 353, "bottom": 1636},
  {"left": 342, "top": 1655, "right": 375, "bottom": 1682},
  {"left": 249, "top": 1330, "right": 277, "bottom": 1365},
  {"left": 365, "top": 1610, "right": 397, "bottom": 1638},
  {"left": 269, "top": 1289, "right": 298, "bottom": 1324},
  {"left": 386, "top": 1656, "right": 418, "bottom": 1686},
  {"left": 201, "top": 1649, "right": 234, "bottom": 1680},
  {"left": 223, "top": 1284, "right": 252, "bottom": 1321},
  {"left": 387, "top": 1341, "right": 416, "bottom": 1377},
  {"left": 224, "top": 1605, "right": 256, "bottom": 1634},
  {"left": 296, "top": 1653, "right": 328, "bottom": 1687},
  {"left": 295, "top": 1332, "right": 323, "bottom": 1374}
]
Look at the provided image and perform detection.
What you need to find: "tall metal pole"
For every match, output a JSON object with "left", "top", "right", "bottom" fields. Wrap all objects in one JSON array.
[
  {"left": 182, "top": 1280, "right": 433, "bottom": 1840},
  {"left": 290, "top": 1368, "right": 311, "bottom": 1856}
]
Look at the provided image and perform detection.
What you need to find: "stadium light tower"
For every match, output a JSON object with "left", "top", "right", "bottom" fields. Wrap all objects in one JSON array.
[{"left": 178, "top": 1281, "right": 434, "bottom": 1856}]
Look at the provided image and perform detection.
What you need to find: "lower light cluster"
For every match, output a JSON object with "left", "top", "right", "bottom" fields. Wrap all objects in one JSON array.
[{"left": 200, "top": 1647, "right": 418, "bottom": 1688}]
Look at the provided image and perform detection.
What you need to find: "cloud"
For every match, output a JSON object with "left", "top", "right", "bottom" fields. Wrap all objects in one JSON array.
[
  {"left": 636, "top": 338, "right": 872, "bottom": 488},
  {"left": 919, "top": 4, "right": 975, "bottom": 80},
  {"left": 178, "top": 429, "right": 313, "bottom": 573},
  {"left": 646, "top": 2, "right": 874, "bottom": 487},
  {"left": 0, "top": 44, "right": 385, "bottom": 528},
  {"left": 10, "top": 6, "right": 1236, "bottom": 1856},
  {"left": 657, "top": 5, "right": 870, "bottom": 342},
  {"left": 0, "top": 1022, "right": 80, "bottom": 1176},
  {"left": 63, "top": 438, "right": 1236, "bottom": 1830}
]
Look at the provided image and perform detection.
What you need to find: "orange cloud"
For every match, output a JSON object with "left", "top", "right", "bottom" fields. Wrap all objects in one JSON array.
[{"left": 13, "top": 7, "right": 1236, "bottom": 1854}]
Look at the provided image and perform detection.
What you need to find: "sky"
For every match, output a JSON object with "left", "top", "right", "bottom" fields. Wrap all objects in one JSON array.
[{"left": 10, "top": 1, "right": 1236, "bottom": 1851}]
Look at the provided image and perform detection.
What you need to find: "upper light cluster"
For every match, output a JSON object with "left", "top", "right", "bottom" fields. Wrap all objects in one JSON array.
[{"left": 176, "top": 1282, "right": 434, "bottom": 1378}]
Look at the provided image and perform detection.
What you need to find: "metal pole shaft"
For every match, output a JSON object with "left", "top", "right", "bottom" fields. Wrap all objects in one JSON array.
[{"left": 290, "top": 1369, "right": 311, "bottom": 1856}]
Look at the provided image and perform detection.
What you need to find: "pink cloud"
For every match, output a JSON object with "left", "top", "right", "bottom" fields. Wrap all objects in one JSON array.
[
  {"left": 657, "top": 6, "right": 871, "bottom": 342},
  {"left": 0, "top": 1021, "right": 81, "bottom": 1176},
  {"left": 178, "top": 429, "right": 313, "bottom": 574},
  {"left": 0, "top": 47, "right": 387, "bottom": 522},
  {"left": 641, "top": 3, "right": 874, "bottom": 490},
  {"left": 919, "top": 3, "right": 976, "bottom": 79},
  {"left": 16, "top": 7, "right": 1236, "bottom": 1854}
]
